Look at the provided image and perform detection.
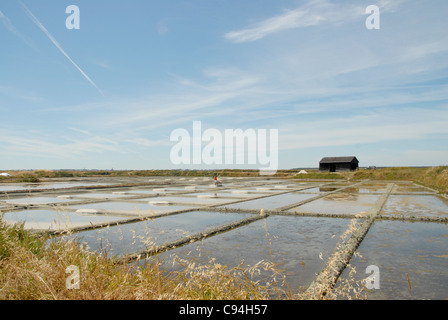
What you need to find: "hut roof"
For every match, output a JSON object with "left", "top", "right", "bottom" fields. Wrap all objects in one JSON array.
[{"left": 319, "top": 156, "right": 358, "bottom": 164}]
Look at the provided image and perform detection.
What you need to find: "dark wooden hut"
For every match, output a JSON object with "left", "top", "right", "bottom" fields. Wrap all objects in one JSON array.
[{"left": 319, "top": 156, "right": 359, "bottom": 172}]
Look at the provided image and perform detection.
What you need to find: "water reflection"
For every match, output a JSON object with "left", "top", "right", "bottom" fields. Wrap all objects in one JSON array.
[
  {"left": 143, "top": 215, "right": 355, "bottom": 293},
  {"left": 337, "top": 220, "right": 448, "bottom": 300},
  {"left": 57, "top": 211, "right": 254, "bottom": 258}
]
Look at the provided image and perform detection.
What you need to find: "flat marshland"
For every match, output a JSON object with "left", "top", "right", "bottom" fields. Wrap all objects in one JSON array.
[{"left": 0, "top": 166, "right": 447, "bottom": 300}]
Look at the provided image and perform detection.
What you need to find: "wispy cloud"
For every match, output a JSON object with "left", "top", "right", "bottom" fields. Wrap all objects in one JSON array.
[
  {"left": 279, "top": 106, "right": 448, "bottom": 150},
  {"left": 0, "top": 128, "right": 120, "bottom": 159},
  {"left": 0, "top": 85, "right": 43, "bottom": 103},
  {"left": 224, "top": 0, "right": 346, "bottom": 43},
  {"left": 20, "top": 2, "right": 104, "bottom": 96},
  {"left": 74, "top": 69, "right": 266, "bottom": 132},
  {"left": 224, "top": 0, "right": 407, "bottom": 43},
  {"left": 0, "top": 9, "right": 34, "bottom": 47}
]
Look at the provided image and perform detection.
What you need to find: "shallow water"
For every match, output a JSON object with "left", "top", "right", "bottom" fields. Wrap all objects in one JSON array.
[
  {"left": 344, "top": 187, "right": 386, "bottom": 194},
  {"left": 219, "top": 192, "right": 317, "bottom": 210},
  {"left": 288, "top": 193, "right": 380, "bottom": 215},
  {"left": 0, "top": 182, "right": 113, "bottom": 192},
  {"left": 382, "top": 195, "right": 448, "bottom": 218},
  {"left": 3, "top": 196, "right": 80, "bottom": 205},
  {"left": 0, "top": 185, "right": 29, "bottom": 192},
  {"left": 189, "top": 191, "right": 258, "bottom": 198},
  {"left": 337, "top": 220, "right": 448, "bottom": 299},
  {"left": 393, "top": 186, "right": 436, "bottom": 194},
  {"left": 125, "top": 189, "right": 160, "bottom": 195},
  {"left": 4, "top": 177, "right": 447, "bottom": 299},
  {"left": 66, "top": 201, "right": 197, "bottom": 215},
  {"left": 1, "top": 209, "right": 126, "bottom": 230},
  {"left": 64, "top": 211, "right": 254, "bottom": 257},
  {"left": 227, "top": 189, "right": 275, "bottom": 195},
  {"left": 146, "top": 215, "right": 356, "bottom": 292},
  {"left": 70, "top": 192, "right": 137, "bottom": 199},
  {"left": 135, "top": 195, "right": 232, "bottom": 205},
  {"left": 296, "top": 187, "right": 323, "bottom": 193}
]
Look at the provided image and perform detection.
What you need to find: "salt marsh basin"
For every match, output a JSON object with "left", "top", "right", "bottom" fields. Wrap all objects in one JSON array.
[{"left": 1, "top": 175, "right": 447, "bottom": 299}]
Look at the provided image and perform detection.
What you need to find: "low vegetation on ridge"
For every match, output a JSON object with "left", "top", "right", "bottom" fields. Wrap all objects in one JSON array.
[{"left": 352, "top": 166, "right": 448, "bottom": 194}]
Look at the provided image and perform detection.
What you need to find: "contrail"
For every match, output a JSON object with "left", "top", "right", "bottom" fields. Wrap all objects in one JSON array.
[
  {"left": 20, "top": 2, "right": 104, "bottom": 96},
  {"left": 0, "top": 9, "right": 34, "bottom": 47}
]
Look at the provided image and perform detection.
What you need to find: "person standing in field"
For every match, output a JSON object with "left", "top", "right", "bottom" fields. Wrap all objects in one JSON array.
[{"left": 214, "top": 173, "right": 221, "bottom": 186}]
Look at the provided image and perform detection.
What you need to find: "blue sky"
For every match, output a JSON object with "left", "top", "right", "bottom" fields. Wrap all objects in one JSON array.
[{"left": 1, "top": 0, "right": 447, "bottom": 170}]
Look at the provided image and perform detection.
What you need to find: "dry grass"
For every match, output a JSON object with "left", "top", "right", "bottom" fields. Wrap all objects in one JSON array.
[{"left": 292, "top": 172, "right": 346, "bottom": 180}]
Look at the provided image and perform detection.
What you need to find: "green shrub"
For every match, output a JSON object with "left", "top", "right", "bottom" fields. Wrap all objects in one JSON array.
[
  {"left": 54, "top": 171, "right": 74, "bottom": 178},
  {"left": 18, "top": 174, "right": 40, "bottom": 183}
]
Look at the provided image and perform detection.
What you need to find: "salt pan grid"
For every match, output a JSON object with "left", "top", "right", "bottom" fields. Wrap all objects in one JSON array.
[{"left": 1, "top": 176, "right": 447, "bottom": 299}]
